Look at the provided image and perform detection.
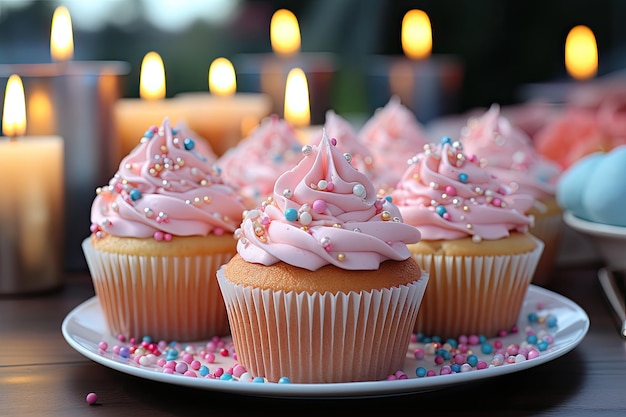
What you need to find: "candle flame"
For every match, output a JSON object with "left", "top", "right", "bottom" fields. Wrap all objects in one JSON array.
[
  {"left": 270, "top": 9, "right": 301, "bottom": 57},
  {"left": 284, "top": 67, "right": 310, "bottom": 127},
  {"left": 140, "top": 51, "right": 166, "bottom": 100},
  {"left": 209, "top": 57, "right": 236, "bottom": 96},
  {"left": 50, "top": 6, "right": 74, "bottom": 62},
  {"left": 402, "top": 9, "right": 432, "bottom": 60},
  {"left": 2, "top": 74, "right": 27, "bottom": 137},
  {"left": 565, "top": 25, "right": 598, "bottom": 80}
]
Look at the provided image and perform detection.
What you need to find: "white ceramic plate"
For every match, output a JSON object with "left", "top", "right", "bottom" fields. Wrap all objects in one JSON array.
[{"left": 61, "top": 285, "right": 589, "bottom": 399}]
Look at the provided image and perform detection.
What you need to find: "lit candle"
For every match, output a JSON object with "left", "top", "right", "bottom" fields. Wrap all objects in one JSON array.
[
  {"left": 1, "top": 6, "right": 128, "bottom": 272},
  {"left": 113, "top": 51, "right": 189, "bottom": 160},
  {"left": 367, "top": 9, "right": 464, "bottom": 124},
  {"left": 233, "top": 8, "right": 336, "bottom": 125},
  {"left": 174, "top": 57, "right": 272, "bottom": 156},
  {"left": 518, "top": 25, "right": 598, "bottom": 103},
  {"left": 283, "top": 67, "right": 321, "bottom": 144},
  {"left": 0, "top": 75, "right": 64, "bottom": 294}
]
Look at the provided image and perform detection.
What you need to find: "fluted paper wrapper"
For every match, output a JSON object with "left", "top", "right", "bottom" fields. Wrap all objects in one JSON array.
[
  {"left": 530, "top": 211, "right": 564, "bottom": 286},
  {"left": 217, "top": 267, "right": 429, "bottom": 384},
  {"left": 82, "top": 238, "right": 233, "bottom": 341},
  {"left": 412, "top": 238, "right": 544, "bottom": 339}
]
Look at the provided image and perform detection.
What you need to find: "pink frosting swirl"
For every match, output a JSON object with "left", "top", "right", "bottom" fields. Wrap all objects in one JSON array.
[
  {"left": 391, "top": 138, "right": 535, "bottom": 241},
  {"left": 217, "top": 115, "right": 303, "bottom": 206},
  {"left": 358, "top": 96, "right": 431, "bottom": 192},
  {"left": 90, "top": 117, "right": 247, "bottom": 240},
  {"left": 235, "top": 132, "right": 422, "bottom": 271},
  {"left": 460, "top": 104, "right": 562, "bottom": 201}
]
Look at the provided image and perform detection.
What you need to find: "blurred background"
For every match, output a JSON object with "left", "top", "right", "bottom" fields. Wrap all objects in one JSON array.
[{"left": 1, "top": 0, "right": 625, "bottom": 115}]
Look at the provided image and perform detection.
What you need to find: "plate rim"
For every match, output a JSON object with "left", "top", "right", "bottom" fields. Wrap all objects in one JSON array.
[{"left": 61, "top": 285, "right": 589, "bottom": 399}]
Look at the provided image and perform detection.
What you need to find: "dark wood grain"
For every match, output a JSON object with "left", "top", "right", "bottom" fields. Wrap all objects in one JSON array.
[{"left": 1, "top": 263, "right": 625, "bottom": 417}]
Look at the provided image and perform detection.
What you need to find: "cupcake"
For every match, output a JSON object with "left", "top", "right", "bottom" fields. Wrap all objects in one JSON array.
[
  {"left": 391, "top": 136, "right": 543, "bottom": 339},
  {"left": 217, "top": 132, "right": 428, "bottom": 383},
  {"left": 459, "top": 104, "right": 563, "bottom": 285},
  {"left": 83, "top": 117, "right": 248, "bottom": 342},
  {"left": 358, "top": 96, "right": 431, "bottom": 194},
  {"left": 217, "top": 114, "right": 303, "bottom": 207}
]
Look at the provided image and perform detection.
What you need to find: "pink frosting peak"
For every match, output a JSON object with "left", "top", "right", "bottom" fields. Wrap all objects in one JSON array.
[
  {"left": 311, "top": 110, "right": 375, "bottom": 179},
  {"left": 359, "top": 96, "right": 431, "bottom": 192},
  {"left": 90, "top": 117, "right": 247, "bottom": 239},
  {"left": 217, "top": 114, "right": 303, "bottom": 206},
  {"left": 235, "top": 131, "right": 422, "bottom": 271},
  {"left": 392, "top": 137, "right": 535, "bottom": 241},
  {"left": 460, "top": 103, "right": 562, "bottom": 201}
]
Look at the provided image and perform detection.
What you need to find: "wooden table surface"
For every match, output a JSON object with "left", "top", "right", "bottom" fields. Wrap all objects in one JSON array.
[{"left": 1, "top": 260, "right": 625, "bottom": 417}]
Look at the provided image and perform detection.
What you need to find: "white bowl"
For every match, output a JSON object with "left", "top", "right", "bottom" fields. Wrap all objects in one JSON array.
[{"left": 562, "top": 210, "right": 626, "bottom": 270}]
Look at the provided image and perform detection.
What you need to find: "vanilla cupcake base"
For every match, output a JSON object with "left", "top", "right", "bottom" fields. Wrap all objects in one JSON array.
[
  {"left": 410, "top": 235, "right": 544, "bottom": 339},
  {"left": 217, "top": 262, "right": 429, "bottom": 384},
  {"left": 82, "top": 237, "right": 235, "bottom": 341},
  {"left": 529, "top": 200, "right": 564, "bottom": 286}
]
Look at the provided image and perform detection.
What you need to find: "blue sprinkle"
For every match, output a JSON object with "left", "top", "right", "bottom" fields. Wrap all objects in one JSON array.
[
  {"left": 278, "top": 377, "right": 291, "bottom": 384},
  {"left": 546, "top": 315, "right": 558, "bottom": 328},
  {"left": 129, "top": 189, "right": 142, "bottom": 201},
  {"left": 450, "top": 364, "right": 461, "bottom": 373},
  {"left": 526, "top": 334, "right": 538, "bottom": 345},
  {"left": 385, "top": 195, "right": 392, "bottom": 202},
  {"left": 431, "top": 335, "right": 442, "bottom": 343},
  {"left": 172, "top": 128, "right": 179, "bottom": 135},
  {"left": 199, "top": 366, "right": 209, "bottom": 376},
  {"left": 183, "top": 138, "right": 195, "bottom": 150},
  {"left": 436, "top": 205, "right": 447, "bottom": 217},
  {"left": 168, "top": 341, "right": 177, "bottom": 348},
  {"left": 421, "top": 336, "right": 432, "bottom": 344},
  {"left": 479, "top": 335, "right": 487, "bottom": 344},
  {"left": 458, "top": 173, "right": 468, "bottom": 183},
  {"left": 441, "top": 136, "right": 452, "bottom": 145},
  {"left": 481, "top": 343, "right": 493, "bottom": 354},
  {"left": 445, "top": 338, "right": 458, "bottom": 348},
  {"left": 466, "top": 354, "right": 479, "bottom": 367},
  {"left": 144, "top": 129, "right": 155, "bottom": 139},
  {"left": 537, "top": 340, "right": 549, "bottom": 351},
  {"left": 527, "top": 312, "right": 538, "bottom": 323},
  {"left": 415, "top": 367, "right": 427, "bottom": 377},
  {"left": 220, "top": 373, "right": 233, "bottom": 381},
  {"left": 142, "top": 336, "right": 152, "bottom": 343},
  {"left": 252, "top": 377, "right": 265, "bottom": 383},
  {"left": 284, "top": 208, "right": 298, "bottom": 222}
]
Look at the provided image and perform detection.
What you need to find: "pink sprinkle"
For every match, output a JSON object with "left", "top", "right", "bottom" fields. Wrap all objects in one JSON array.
[
  {"left": 190, "top": 360, "right": 202, "bottom": 370},
  {"left": 213, "top": 228, "right": 224, "bottom": 236},
  {"left": 232, "top": 365, "right": 247, "bottom": 377},
  {"left": 213, "top": 367, "right": 224, "bottom": 377},
  {"left": 163, "top": 368, "right": 174, "bottom": 374},
  {"left": 98, "top": 341, "right": 108, "bottom": 351},
  {"left": 468, "top": 334, "right": 480, "bottom": 345},
  {"left": 476, "top": 361, "right": 489, "bottom": 370},
  {"left": 443, "top": 212, "right": 451, "bottom": 220},
  {"left": 183, "top": 370, "right": 197, "bottom": 377},
  {"left": 413, "top": 348, "right": 425, "bottom": 360},
  {"left": 154, "top": 231, "right": 164, "bottom": 241},
  {"left": 182, "top": 353, "right": 194, "bottom": 364},
  {"left": 426, "top": 370, "right": 437, "bottom": 377},
  {"left": 492, "top": 198, "right": 502, "bottom": 207},
  {"left": 527, "top": 349, "right": 540, "bottom": 360},
  {"left": 326, "top": 182, "right": 334, "bottom": 191},
  {"left": 157, "top": 358, "right": 167, "bottom": 367},
  {"left": 506, "top": 344, "right": 519, "bottom": 356},
  {"left": 204, "top": 352, "right": 215, "bottom": 363},
  {"left": 220, "top": 348, "right": 229, "bottom": 357},
  {"left": 330, "top": 138, "right": 337, "bottom": 146},
  {"left": 445, "top": 185, "right": 457, "bottom": 196},
  {"left": 117, "top": 334, "right": 126, "bottom": 343},
  {"left": 440, "top": 366, "right": 452, "bottom": 375},
  {"left": 164, "top": 233, "right": 173, "bottom": 241},
  {"left": 312, "top": 199, "right": 327, "bottom": 213},
  {"left": 85, "top": 392, "right": 98, "bottom": 405},
  {"left": 175, "top": 362, "right": 188, "bottom": 374}
]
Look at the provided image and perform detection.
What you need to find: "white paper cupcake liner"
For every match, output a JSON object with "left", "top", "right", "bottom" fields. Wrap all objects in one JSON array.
[
  {"left": 82, "top": 238, "right": 233, "bottom": 342},
  {"left": 412, "top": 237, "right": 544, "bottom": 339},
  {"left": 217, "top": 267, "right": 429, "bottom": 384},
  {"left": 531, "top": 212, "right": 564, "bottom": 286}
]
